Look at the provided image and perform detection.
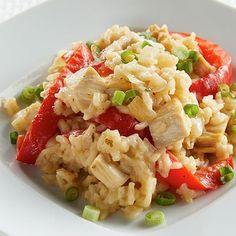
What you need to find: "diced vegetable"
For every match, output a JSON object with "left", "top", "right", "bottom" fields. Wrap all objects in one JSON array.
[
  {"left": 82, "top": 205, "right": 101, "bottom": 222},
  {"left": 188, "top": 50, "right": 200, "bottom": 62},
  {"left": 112, "top": 90, "right": 126, "bottom": 106},
  {"left": 172, "top": 47, "right": 189, "bottom": 60},
  {"left": 65, "top": 186, "right": 79, "bottom": 201},
  {"left": 91, "top": 44, "right": 101, "bottom": 62},
  {"left": 184, "top": 104, "right": 199, "bottom": 118},
  {"left": 139, "top": 32, "right": 156, "bottom": 41},
  {"left": 156, "top": 152, "right": 234, "bottom": 190},
  {"left": 20, "top": 86, "right": 35, "bottom": 104},
  {"left": 35, "top": 84, "right": 44, "bottom": 101},
  {"left": 124, "top": 90, "right": 138, "bottom": 104},
  {"left": 177, "top": 60, "right": 193, "bottom": 74},
  {"left": 219, "top": 83, "right": 230, "bottom": 97},
  {"left": 121, "top": 50, "right": 136, "bottom": 64},
  {"left": 219, "top": 165, "right": 234, "bottom": 184},
  {"left": 145, "top": 210, "right": 165, "bottom": 227},
  {"left": 86, "top": 41, "right": 94, "bottom": 49},
  {"left": 9, "top": 131, "right": 18, "bottom": 144},
  {"left": 141, "top": 40, "right": 152, "bottom": 48},
  {"left": 91, "top": 61, "right": 113, "bottom": 77},
  {"left": 156, "top": 192, "right": 176, "bottom": 206},
  {"left": 231, "top": 124, "right": 236, "bottom": 133}
]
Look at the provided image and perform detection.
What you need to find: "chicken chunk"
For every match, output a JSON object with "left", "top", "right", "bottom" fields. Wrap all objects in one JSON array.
[
  {"left": 90, "top": 154, "right": 129, "bottom": 189},
  {"left": 149, "top": 99, "right": 190, "bottom": 148},
  {"left": 56, "top": 67, "right": 107, "bottom": 115}
]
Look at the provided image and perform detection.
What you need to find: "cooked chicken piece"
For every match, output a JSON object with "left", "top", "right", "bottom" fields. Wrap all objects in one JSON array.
[
  {"left": 11, "top": 101, "right": 41, "bottom": 131},
  {"left": 90, "top": 154, "right": 129, "bottom": 189},
  {"left": 149, "top": 99, "right": 190, "bottom": 148},
  {"left": 56, "top": 67, "right": 107, "bottom": 114},
  {"left": 193, "top": 55, "right": 215, "bottom": 77}
]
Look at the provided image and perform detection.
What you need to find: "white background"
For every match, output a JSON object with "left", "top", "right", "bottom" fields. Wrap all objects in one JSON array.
[{"left": 0, "top": 0, "right": 236, "bottom": 24}]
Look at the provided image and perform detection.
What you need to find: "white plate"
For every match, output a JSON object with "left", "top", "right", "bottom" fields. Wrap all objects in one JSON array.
[{"left": 0, "top": 0, "right": 236, "bottom": 235}]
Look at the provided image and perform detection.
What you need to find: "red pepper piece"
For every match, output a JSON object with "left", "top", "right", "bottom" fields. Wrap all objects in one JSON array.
[
  {"left": 91, "top": 61, "right": 113, "bottom": 77},
  {"left": 156, "top": 151, "right": 234, "bottom": 191},
  {"left": 95, "top": 106, "right": 153, "bottom": 144}
]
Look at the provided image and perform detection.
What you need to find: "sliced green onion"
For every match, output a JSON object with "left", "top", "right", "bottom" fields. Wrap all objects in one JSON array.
[
  {"left": 219, "top": 165, "right": 233, "bottom": 176},
  {"left": 219, "top": 165, "right": 234, "bottom": 184},
  {"left": 177, "top": 60, "right": 193, "bottom": 74},
  {"left": 219, "top": 83, "right": 230, "bottom": 97},
  {"left": 121, "top": 50, "right": 136, "bottom": 64},
  {"left": 221, "top": 173, "right": 234, "bottom": 184},
  {"left": 124, "top": 90, "right": 138, "bottom": 104},
  {"left": 145, "top": 210, "right": 165, "bottom": 227},
  {"left": 112, "top": 90, "right": 126, "bottom": 106},
  {"left": 82, "top": 205, "right": 100, "bottom": 222},
  {"left": 172, "top": 47, "right": 189, "bottom": 60},
  {"left": 232, "top": 124, "right": 236, "bottom": 133},
  {"left": 20, "top": 86, "right": 35, "bottom": 104},
  {"left": 9, "top": 131, "right": 18, "bottom": 145},
  {"left": 184, "top": 104, "right": 199, "bottom": 118},
  {"left": 91, "top": 44, "right": 101, "bottom": 62},
  {"left": 156, "top": 192, "right": 176, "bottom": 206},
  {"left": 229, "top": 83, "right": 236, "bottom": 98},
  {"left": 139, "top": 32, "right": 156, "bottom": 41},
  {"left": 65, "top": 186, "right": 79, "bottom": 201},
  {"left": 188, "top": 50, "right": 200, "bottom": 62},
  {"left": 86, "top": 41, "right": 94, "bottom": 49},
  {"left": 141, "top": 40, "right": 152, "bottom": 48},
  {"left": 35, "top": 84, "right": 44, "bottom": 101}
]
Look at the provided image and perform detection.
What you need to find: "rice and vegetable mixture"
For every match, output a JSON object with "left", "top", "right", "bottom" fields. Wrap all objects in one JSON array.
[{"left": 4, "top": 24, "right": 236, "bottom": 226}]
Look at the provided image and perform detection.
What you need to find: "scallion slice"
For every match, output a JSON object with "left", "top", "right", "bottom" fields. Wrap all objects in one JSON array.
[
  {"left": 232, "top": 124, "right": 236, "bottom": 133},
  {"left": 121, "top": 50, "right": 136, "bottom": 64},
  {"left": 156, "top": 192, "right": 176, "bottom": 206},
  {"left": 172, "top": 47, "right": 189, "bottom": 60},
  {"left": 65, "top": 186, "right": 79, "bottom": 201},
  {"left": 184, "top": 104, "right": 199, "bottom": 118},
  {"left": 188, "top": 50, "right": 200, "bottom": 62},
  {"left": 219, "top": 83, "right": 230, "bottom": 97},
  {"left": 86, "top": 41, "right": 94, "bottom": 50},
  {"left": 82, "top": 205, "right": 100, "bottom": 222},
  {"left": 9, "top": 131, "right": 18, "bottom": 145},
  {"left": 35, "top": 84, "right": 44, "bottom": 101},
  {"left": 112, "top": 90, "right": 126, "bottom": 106},
  {"left": 177, "top": 60, "right": 193, "bottom": 74},
  {"left": 145, "top": 210, "right": 165, "bottom": 227},
  {"left": 139, "top": 32, "right": 156, "bottom": 41},
  {"left": 20, "top": 86, "right": 35, "bottom": 104},
  {"left": 91, "top": 44, "right": 101, "bottom": 62},
  {"left": 141, "top": 40, "right": 152, "bottom": 48},
  {"left": 124, "top": 90, "right": 138, "bottom": 104},
  {"left": 221, "top": 173, "right": 234, "bottom": 184},
  {"left": 219, "top": 165, "right": 234, "bottom": 184}
]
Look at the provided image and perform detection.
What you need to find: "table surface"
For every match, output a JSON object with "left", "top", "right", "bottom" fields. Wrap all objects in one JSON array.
[{"left": 0, "top": 0, "right": 236, "bottom": 24}]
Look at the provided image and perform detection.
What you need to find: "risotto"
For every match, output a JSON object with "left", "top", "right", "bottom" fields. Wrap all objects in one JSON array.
[{"left": 4, "top": 24, "right": 236, "bottom": 226}]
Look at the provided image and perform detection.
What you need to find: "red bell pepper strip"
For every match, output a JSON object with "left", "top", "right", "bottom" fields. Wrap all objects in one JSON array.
[
  {"left": 95, "top": 106, "right": 153, "bottom": 144},
  {"left": 16, "top": 44, "right": 93, "bottom": 164},
  {"left": 16, "top": 135, "right": 25, "bottom": 153},
  {"left": 156, "top": 151, "right": 234, "bottom": 191},
  {"left": 171, "top": 32, "right": 232, "bottom": 99},
  {"left": 91, "top": 61, "right": 113, "bottom": 77}
]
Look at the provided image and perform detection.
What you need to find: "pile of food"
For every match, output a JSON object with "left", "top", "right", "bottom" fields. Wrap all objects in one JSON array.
[{"left": 3, "top": 24, "right": 235, "bottom": 226}]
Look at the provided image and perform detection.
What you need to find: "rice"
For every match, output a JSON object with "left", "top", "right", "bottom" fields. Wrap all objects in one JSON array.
[{"left": 6, "top": 24, "right": 236, "bottom": 221}]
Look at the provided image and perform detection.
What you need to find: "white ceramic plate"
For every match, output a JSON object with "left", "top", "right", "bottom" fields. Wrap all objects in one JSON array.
[{"left": 0, "top": 0, "right": 236, "bottom": 235}]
